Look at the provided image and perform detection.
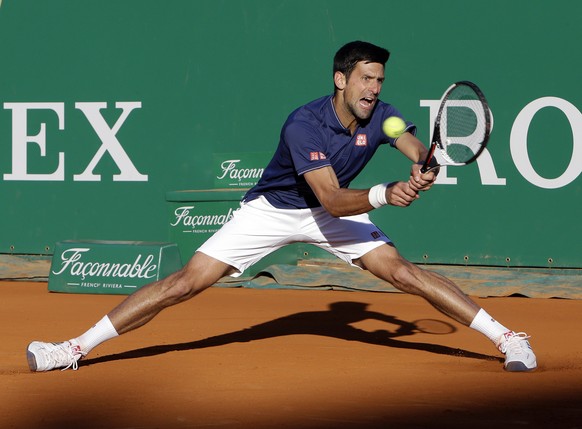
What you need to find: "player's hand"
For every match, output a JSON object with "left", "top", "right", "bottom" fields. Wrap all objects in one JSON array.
[
  {"left": 408, "top": 163, "right": 437, "bottom": 192},
  {"left": 386, "top": 181, "right": 419, "bottom": 207}
]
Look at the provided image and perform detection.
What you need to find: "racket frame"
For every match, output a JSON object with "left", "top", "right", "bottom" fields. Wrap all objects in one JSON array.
[{"left": 420, "top": 81, "right": 491, "bottom": 173}]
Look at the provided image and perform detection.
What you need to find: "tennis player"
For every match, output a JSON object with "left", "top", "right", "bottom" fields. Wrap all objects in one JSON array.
[{"left": 27, "top": 41, "right": 536, "bottom": 372}]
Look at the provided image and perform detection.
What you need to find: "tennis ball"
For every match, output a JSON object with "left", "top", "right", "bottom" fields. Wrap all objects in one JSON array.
[{"left": 382, "top": 116, "right": 406, "bottom": 138}]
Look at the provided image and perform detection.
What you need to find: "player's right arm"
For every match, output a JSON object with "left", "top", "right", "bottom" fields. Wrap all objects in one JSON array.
[{"left": 304, "top": 166, "right": 418, "bottom": 217}]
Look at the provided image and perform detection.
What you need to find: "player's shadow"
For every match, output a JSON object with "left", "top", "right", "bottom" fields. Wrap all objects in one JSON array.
[{"left": 80, "top": 301, "right": 503, "bottom": 368}]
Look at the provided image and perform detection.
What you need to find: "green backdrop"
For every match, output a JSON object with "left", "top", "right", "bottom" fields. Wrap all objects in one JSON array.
[{"left": 0, "top": 0, "right": 580, "bottom": 268}]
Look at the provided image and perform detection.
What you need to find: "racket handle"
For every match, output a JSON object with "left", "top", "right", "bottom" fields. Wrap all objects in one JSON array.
[{"left": 420, "top": 144, "right": 438, "bottom": 173}]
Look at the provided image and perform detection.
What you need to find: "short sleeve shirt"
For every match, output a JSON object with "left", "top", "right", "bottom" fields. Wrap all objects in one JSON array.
[{"left": 243, "top": 95, "right": 415, "bottom": 209}]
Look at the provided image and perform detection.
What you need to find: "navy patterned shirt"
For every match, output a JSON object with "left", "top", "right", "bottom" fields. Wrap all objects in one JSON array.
[{"left": 244, "top": 95, "right": 415, "bottom": 209}]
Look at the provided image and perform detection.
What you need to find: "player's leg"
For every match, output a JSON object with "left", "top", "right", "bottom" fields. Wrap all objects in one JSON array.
[
  {"left": 309, "top": 210, "right": 536, "bottom": 372},
  {"left": 27, "top": 196, "right": 301, "bottom": 372},
  {"left": 357, "top": 244, "right": 479, "bottom": 325},
  {"left": 27, "top": 252, "right": 234, "bottom": 372},
  {"left": 108, "top": 251, "right": 235, "bottom": 335},
  {"left": 358, "top": 244, "right": 536, "bottom": 371},
  {"left": 308, "top": 209, "right": 479, "bottom": 322}
]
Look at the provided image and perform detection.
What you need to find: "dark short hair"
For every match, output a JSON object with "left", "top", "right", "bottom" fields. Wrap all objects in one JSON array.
[{"left": 333, "top": 41, "right": 390, "bottom": 82}]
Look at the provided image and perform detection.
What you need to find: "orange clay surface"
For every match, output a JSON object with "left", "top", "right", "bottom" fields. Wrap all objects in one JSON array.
[{"left": 1, "top": 281, "right": 581, "bottom": 429}]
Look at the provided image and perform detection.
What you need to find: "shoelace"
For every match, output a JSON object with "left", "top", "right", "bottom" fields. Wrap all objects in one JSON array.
[
  {"left": 498, "top": 332, "right": 531, "bottom": 355},
  {"left": 45, "top": 342, "right": 86, "bottom": 371}
]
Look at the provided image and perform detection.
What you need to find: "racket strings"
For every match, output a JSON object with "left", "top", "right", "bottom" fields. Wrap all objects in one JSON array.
[{"left": 439, "top": 85, "right": 488, "bottom": 164}]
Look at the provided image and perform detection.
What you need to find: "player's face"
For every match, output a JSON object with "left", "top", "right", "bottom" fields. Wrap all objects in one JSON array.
[{"left": 343, "top": 61, "right": 385, "bottom": 121}]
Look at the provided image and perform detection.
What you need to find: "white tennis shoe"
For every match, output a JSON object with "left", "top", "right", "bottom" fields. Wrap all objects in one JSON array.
[
  {"left": 497, "top": 331, "right": 537, "bottom": 372},
  {"left": 27, "top": 340, "right": 86, "bottom": 372}
]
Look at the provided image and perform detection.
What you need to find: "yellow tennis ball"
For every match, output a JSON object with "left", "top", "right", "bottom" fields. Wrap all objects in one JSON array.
[{"left": 382, "top": 116, "right": 406, "bottom": 138}]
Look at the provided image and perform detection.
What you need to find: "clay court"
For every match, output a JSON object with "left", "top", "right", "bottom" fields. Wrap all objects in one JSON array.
[
  {"left": 1, "top": 2, "right": 580, "bottom": 428},
  {"left": 2, "top": 277, "right": 581, "bottom": 429}
]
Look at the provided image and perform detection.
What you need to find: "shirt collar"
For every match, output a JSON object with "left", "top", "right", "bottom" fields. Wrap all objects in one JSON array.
[{"left": 327, "top": 96, "right": 352, "bottom": 135}]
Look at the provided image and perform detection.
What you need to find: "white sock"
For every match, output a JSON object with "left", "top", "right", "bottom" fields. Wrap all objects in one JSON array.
[
  {"left": 469, "top": 308, "right": 510, "bottom": 345},
  {"left": 73, "top": 315, "right": 119, "bottom": 355}
]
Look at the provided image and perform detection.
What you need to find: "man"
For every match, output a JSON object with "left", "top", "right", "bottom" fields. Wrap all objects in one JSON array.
[{"left": 27, "top": 41, "right": 536, "bottom": 372}]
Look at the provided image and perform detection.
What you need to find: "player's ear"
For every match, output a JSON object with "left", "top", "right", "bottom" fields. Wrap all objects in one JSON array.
[{"left": 334, "top": 71, "right": 346, "bottom": 91}]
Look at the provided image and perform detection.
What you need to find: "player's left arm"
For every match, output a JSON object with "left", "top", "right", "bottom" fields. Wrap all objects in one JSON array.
[{"left": 394, "top": 132, "right": 437, "bottom": 192}]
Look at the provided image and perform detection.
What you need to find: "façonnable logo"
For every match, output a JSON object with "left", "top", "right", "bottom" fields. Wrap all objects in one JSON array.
[
  {"left": 51, "top": 248, "right": 158, "bottom": 280},
  {"left": 217, "top": 159, "right": 264, "bottom": 183},
  {"left": 170, "top": 206, "right": 236, "bottom": 229}
]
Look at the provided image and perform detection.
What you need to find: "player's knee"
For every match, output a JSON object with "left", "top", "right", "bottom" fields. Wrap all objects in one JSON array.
[
  {"left": 159, "top": 268, "right": 204, "bottom": 304},
  {"left": 389, "top": 261, "right": 423, "bottom": 295},
  {"left": 162, "top": 254, "right": 232, "bottom": 304}
]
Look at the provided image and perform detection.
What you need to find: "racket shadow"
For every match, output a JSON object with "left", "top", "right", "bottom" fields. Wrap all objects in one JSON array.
[{"left": 80, "top": 301, "right": 502, "bottom": 368}]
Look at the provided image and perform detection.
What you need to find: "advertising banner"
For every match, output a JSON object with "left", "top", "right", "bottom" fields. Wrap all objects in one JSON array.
[
  {"left": 0, "top": 1, "right": 580, "bottom": 269},
  {"left": 48, "top": 241, "right": 182, "bottom": 294},
  {"left": 213, "top": 152, "right": 271, "bottom": 189}
]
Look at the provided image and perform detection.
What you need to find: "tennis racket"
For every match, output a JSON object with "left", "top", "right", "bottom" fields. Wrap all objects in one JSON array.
[{"left": 421, "top": 81, "right": 491, "bottom": 173}]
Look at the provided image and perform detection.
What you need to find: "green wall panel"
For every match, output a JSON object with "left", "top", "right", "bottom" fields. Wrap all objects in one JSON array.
[{"left": 0, "top": 0, "right": 580, "bottom": 268}]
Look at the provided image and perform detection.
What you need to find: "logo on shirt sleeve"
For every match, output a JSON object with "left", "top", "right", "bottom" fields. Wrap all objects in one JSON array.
[
  {"left": 355, "top": 134, "right": 368, "bottom": 147},
  {"left": 310, "top": 152, "right": 327, "bottom": 161}
]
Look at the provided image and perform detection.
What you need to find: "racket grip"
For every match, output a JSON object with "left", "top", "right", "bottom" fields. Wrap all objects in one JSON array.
[{"left": 420, "top": 145, "right": 439, "bottom": 173}]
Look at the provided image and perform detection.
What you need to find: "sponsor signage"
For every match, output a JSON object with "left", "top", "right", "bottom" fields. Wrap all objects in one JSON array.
[
  {"left": 166, "top": 190, "right": 246, "bottom": 265},
  {"left": 2, "top": 102, "right": 147, "bottom": 182},
  {"left": 213, "top": 152, "right": 271, "bottom": 188},
  {"left": 171, "top": 205, "right": 237, "bottom": 236},
  {"left": 48, "top": 240, "right": 182, "bottom": 295}
]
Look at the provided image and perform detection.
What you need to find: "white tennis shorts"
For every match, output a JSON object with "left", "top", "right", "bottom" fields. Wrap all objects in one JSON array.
[{"left": 197, "top": 195, "right": 391, "bottom": 277}]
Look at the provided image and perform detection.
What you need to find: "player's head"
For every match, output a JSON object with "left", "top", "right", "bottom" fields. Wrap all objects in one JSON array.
[
  {"left": 332, "top": 41, "right": 390, "bottom": 125},
  {"left": 333, "top": 41, "right": 390, "bottom": 86}
]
